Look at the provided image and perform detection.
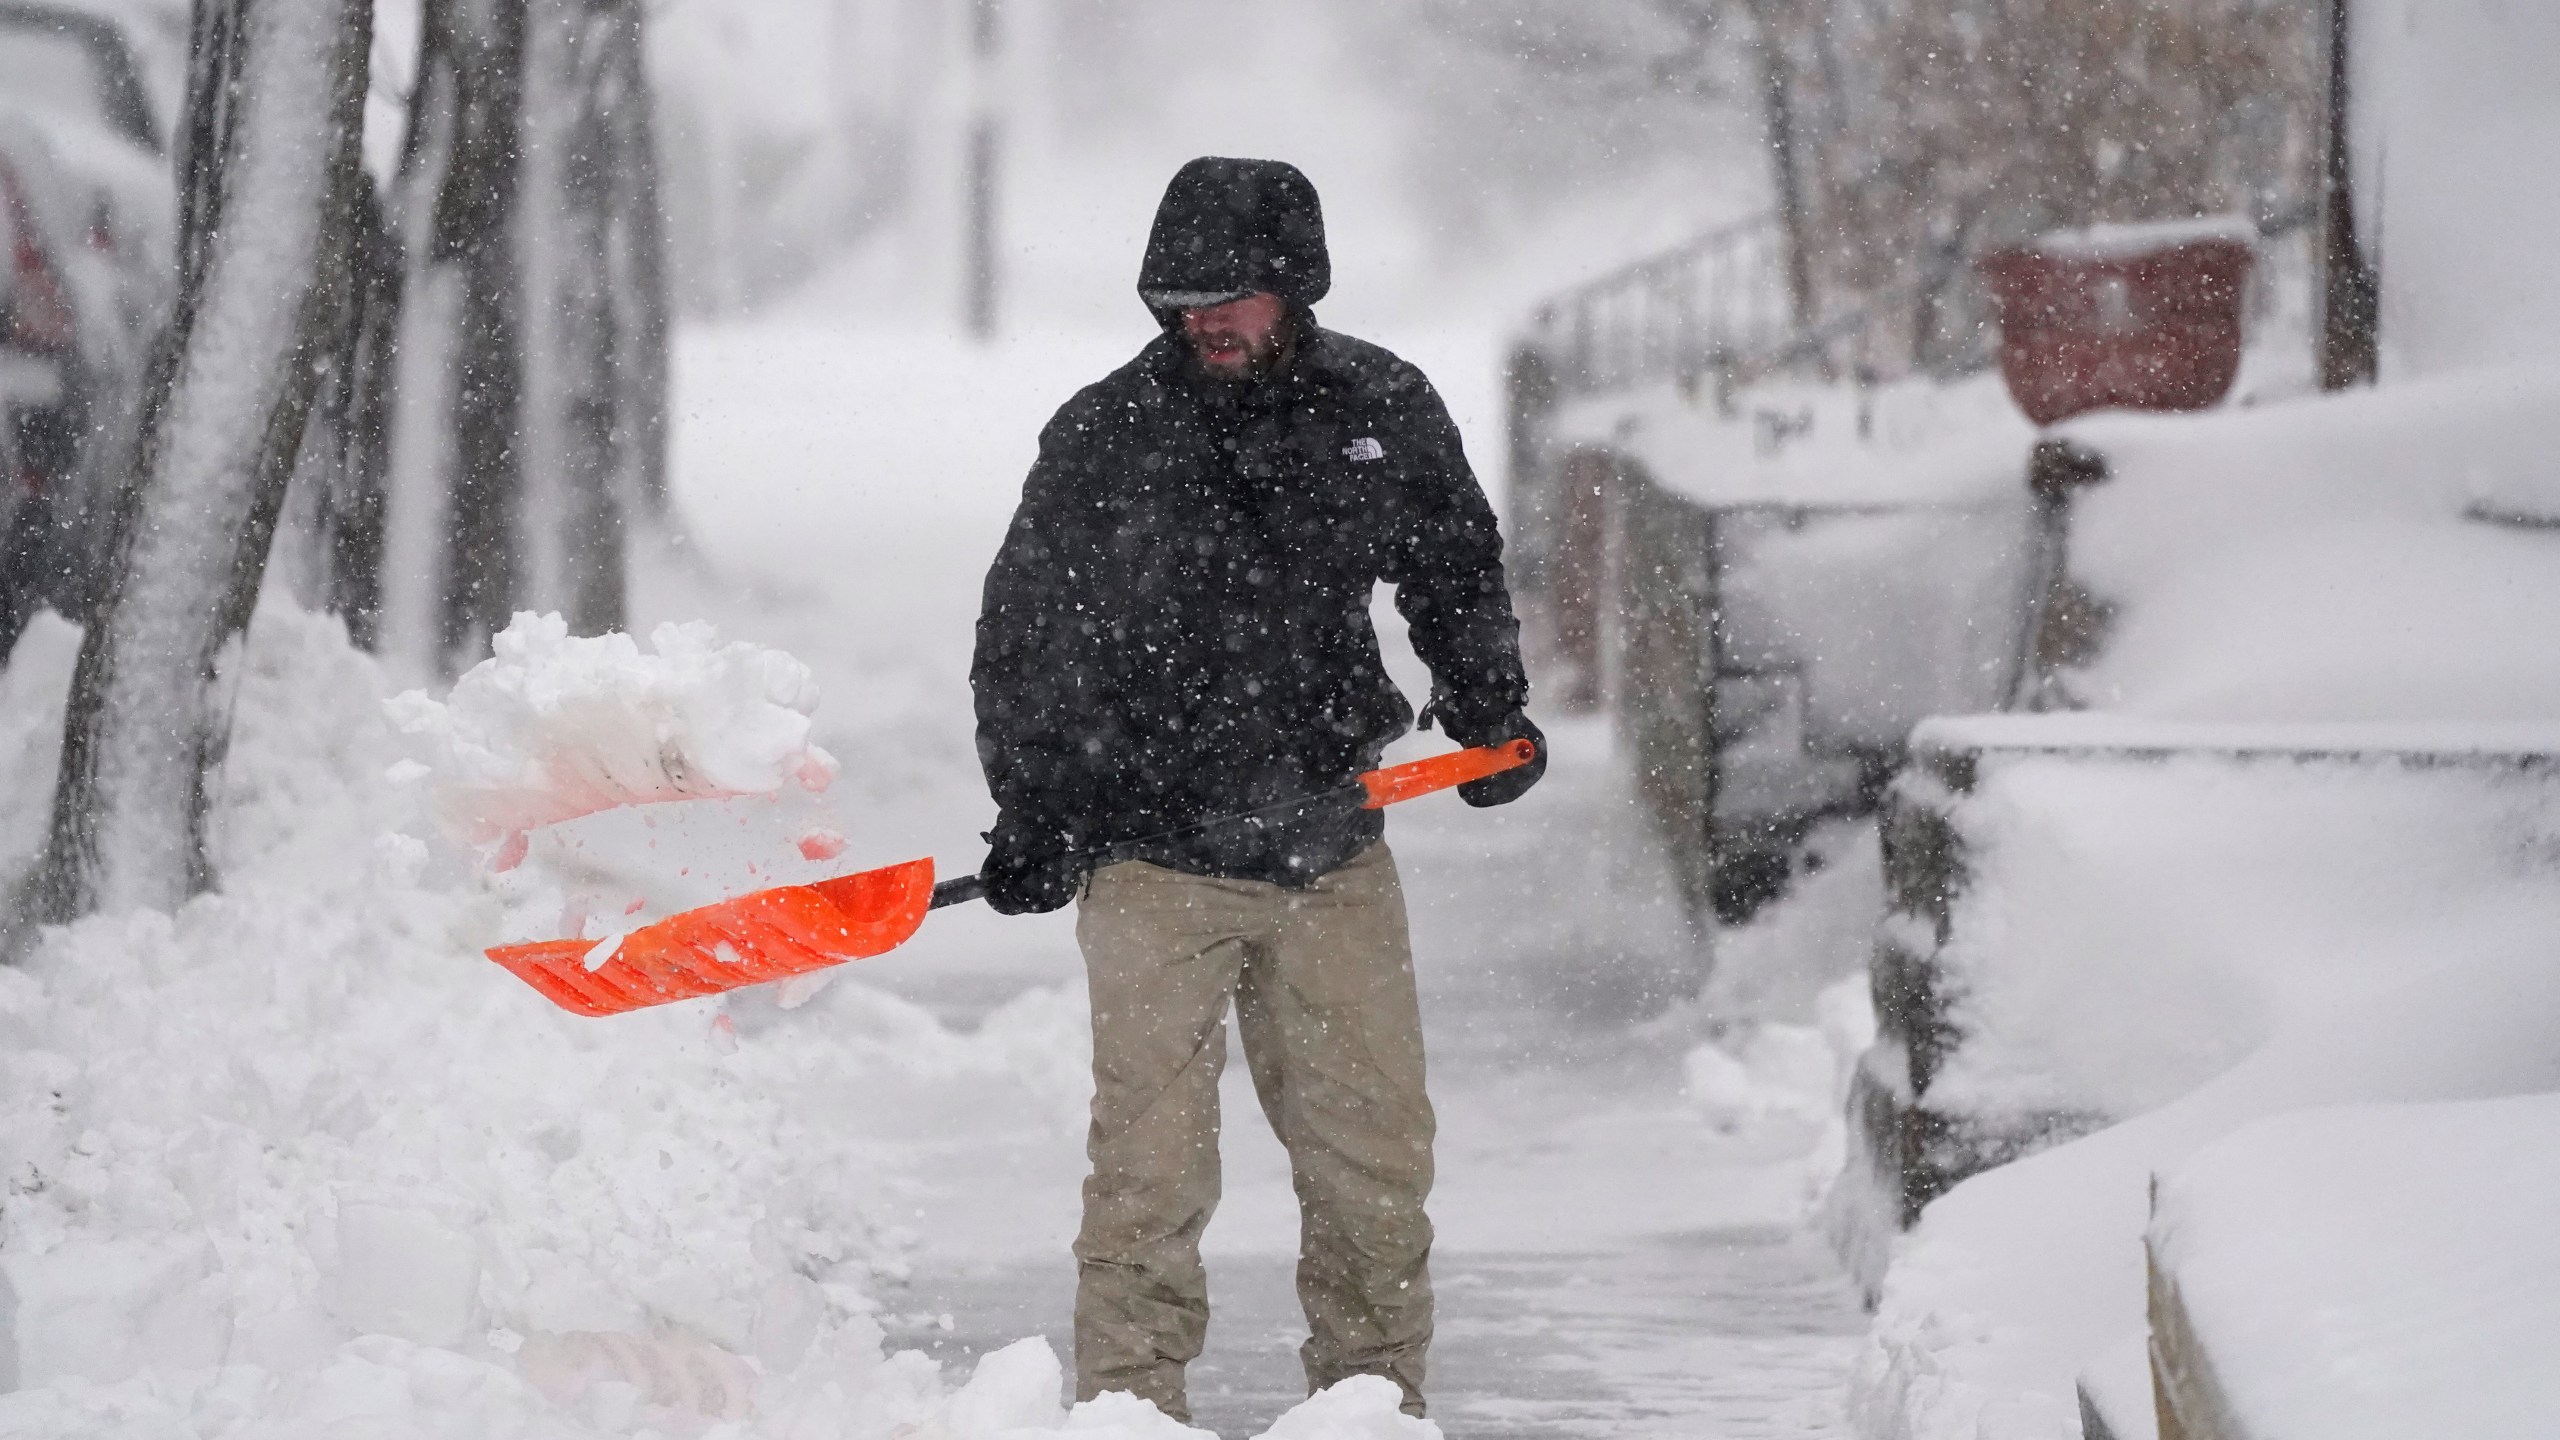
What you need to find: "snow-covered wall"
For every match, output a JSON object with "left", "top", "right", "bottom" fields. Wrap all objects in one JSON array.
[{"left": 2353, "top": 0, "right": 2560, "bottom": 379}]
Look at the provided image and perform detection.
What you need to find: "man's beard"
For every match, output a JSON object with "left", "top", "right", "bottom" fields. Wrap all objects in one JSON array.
[{"left": 1185, "top": 322, "right": 1295, "bottom": 386}]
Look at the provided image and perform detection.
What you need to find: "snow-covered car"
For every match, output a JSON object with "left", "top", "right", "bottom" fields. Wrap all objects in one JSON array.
[{"left": 0, "top": 0, "right": 178, "bottom": 641}]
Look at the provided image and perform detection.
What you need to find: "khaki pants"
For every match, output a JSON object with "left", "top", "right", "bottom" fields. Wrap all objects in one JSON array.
[{"left": 1071, "top": 840, "right": 1434, "bottom": 1422}]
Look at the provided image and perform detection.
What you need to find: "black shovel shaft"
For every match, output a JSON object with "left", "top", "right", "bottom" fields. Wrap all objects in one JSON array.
[{"left": 927, "top": 778, "right": 1374, "bottom": 913}]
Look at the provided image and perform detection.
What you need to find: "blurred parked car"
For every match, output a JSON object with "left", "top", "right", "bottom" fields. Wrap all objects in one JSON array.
[{"left": 0, "top": 0, "right": 177, "bottom": 648}]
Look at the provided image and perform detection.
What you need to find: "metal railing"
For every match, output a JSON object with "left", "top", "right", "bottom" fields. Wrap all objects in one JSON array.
[{"left": 1522, "top": 214, "right": 1799, "bottom": 402}]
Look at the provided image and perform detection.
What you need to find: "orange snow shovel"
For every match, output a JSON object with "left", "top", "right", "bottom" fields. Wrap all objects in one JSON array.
[{"left": 488, "top": 739, "right": 1538, "bottom": 1017}]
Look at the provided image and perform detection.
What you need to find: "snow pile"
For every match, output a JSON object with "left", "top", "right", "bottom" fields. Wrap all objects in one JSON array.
[
  {"left": 1684, "top": 980, "right": 1875, "bottom": 1142},
  {"left": 387, "top": 611, "right": 840, "bottom": 864},
  {"left": 1686, "top": 1025, "right": 1834, "bottom": 1134},
  {"left": 1257, "top": 1376, "right": 1440, "bottom": 1439},
  {"left": 1844, "top": 716, "right": 2560, "bottom": 1438},
  {"left": 2147, "top": 1095, "right": 2560, "bottom": 1440},
  {"left": 1846, "top": 941, "right": 2560, "bottom": 1440}
]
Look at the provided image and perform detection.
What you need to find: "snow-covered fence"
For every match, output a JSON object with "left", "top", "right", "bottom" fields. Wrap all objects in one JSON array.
[{"left": 1835, "top": 717, "right": 2560, "bottom": 1295}]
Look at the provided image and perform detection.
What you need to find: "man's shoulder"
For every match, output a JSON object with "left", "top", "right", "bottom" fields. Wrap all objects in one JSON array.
[
  {"left": 1043, "top": 335, "right": 1183, "bottom": 440},
  {"left": 1301, "top": 327, "right": 1435, "bottom": 401}
]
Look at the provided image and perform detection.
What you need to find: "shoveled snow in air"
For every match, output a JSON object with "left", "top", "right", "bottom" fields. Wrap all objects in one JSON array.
[{"left": 386, "top": 611, "right": 841, "bottom": 869}]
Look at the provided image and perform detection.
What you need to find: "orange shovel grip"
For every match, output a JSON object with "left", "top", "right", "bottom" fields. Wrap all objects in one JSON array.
[{"left": 1357, "top": 738, "right": 1537, "bottom": 809}]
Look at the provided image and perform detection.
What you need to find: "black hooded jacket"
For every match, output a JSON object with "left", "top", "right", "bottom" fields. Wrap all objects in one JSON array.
[{"left": 970, "top": 159, "right": 1529, "bottom": 885}]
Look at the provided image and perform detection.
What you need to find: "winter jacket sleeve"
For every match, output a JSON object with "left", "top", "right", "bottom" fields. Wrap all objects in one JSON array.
[
  {"left": 971, "top": 402, "right": 1111, "bottom": 847},
  {"left": 1378, "top": 372, "right": 1531, "bottom": 736}
]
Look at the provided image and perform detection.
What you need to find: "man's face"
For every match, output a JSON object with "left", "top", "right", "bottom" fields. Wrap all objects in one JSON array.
[{"left": 1181, "top": 292, "right": 1291, "bottom": 380}]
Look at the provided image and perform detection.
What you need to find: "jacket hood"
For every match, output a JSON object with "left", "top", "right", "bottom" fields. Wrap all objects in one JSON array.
[{"left": 1138, "top": 157, "right": 1330, "bottom": 321}]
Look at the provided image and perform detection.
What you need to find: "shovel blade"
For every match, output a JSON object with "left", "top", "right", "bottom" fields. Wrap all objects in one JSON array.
[{"left": 488, "top": 857, "right": 938, "bottom": 1016}]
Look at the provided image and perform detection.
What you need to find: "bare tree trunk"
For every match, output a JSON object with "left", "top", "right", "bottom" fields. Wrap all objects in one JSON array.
[
  {"left": 518, "top": 0, "right": 656, "bottom": 633},
  {"left": 434, "top": 0, "right": 529, "bottom": 671},
  {"left": 320, "top": 182, "right": 403, "bottom": 647},
  {"left": 374, "top": 0, "right": 665, "bottom": 674},
  {"left": 33, "top": 0, "right": 376, "bottom": 920},
  {"left": 962, "top": 0, "right": 1002, "bottom": 340},
  {"left": 601, "top": 11, "right": 670, "bottom": 521},
  {"left": 1745, "top": 0, "right": 1817, "bottom": 338}
]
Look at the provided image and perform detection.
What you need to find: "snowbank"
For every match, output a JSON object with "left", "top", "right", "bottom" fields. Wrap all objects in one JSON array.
[
  {"left": 2053, "top": 366, "right": 2560, "bottom": 722},
  {"left": 1683, "top": 976, "right": 1879, "bottom": 1222},
  {"left": 2147, "top": 1094, "right": 2560, "bottom": 1440},
  {"left": 1897, "top": 725, "right": 2560, "bottom": 1122},
  {"left": 387, "top": 611, "right": 841, "bottom": 862},
  {"left": 1847, "top": 942, "right": 2560, "bottom": 1440}
]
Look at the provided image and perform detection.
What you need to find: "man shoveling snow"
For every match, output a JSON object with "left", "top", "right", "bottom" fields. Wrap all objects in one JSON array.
[{"left": 968, "top": 157, "right": 1544, "bottom": 1424}]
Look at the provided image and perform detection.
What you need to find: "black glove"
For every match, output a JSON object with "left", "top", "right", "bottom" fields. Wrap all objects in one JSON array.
[
  {"left": 1446, "top": 709, "right": 1546, "bottom": 808},
  {"left": 979, "top": 815, "right": 1085, "bottom": 915}
]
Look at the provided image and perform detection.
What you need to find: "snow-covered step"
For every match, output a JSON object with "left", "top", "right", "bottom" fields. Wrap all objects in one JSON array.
[{"left": 1835, "top": 715, "right": 2560, "bottom": 1295}]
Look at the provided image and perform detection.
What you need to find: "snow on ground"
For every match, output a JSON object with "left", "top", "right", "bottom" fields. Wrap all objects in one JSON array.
[
  {"left": 2146, "top": 1093, "right": 2560, "bottom": 1440},
  {"left": 0, "top": 599, "right": 1118, "bottom": 1437}
]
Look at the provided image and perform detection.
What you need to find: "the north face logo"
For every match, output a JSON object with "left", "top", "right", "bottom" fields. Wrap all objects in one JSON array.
[{"left": 1344, "top": 437, "right": 1385, "bottom": 462}]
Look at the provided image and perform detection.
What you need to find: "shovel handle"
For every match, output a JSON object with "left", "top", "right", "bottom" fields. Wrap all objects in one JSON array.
[
  {"left": 932, "top": 874, "right": 986, "bottom": 909},
  {"left": 1357, "top": 738, "right": 1539, "bottom": 809}
]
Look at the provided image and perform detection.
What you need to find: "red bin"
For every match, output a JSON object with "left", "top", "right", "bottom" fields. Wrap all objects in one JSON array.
[{"left": 1979, "top": 222, "right": 2255, "bottom": 426}]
